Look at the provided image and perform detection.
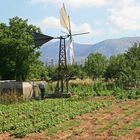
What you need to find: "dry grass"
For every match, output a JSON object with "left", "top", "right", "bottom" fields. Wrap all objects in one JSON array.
[
  {"left": 0, "top": 89, "right": 23, "bottom": 104},
  {"left": 69, "top": 78, "right": 93, "bottom": 85}
]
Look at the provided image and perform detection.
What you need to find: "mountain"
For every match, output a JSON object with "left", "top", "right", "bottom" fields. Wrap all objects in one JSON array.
[{"left": 39, "top": 36, "right": 140, "bottom": 64}]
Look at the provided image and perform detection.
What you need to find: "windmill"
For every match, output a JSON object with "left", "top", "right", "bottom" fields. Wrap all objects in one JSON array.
[{"left": 34, "top": 3, "right": 89, "bottom": 94}]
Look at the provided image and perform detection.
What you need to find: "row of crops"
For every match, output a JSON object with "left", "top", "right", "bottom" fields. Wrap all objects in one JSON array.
[{"left": 0, "top": 97, "right": 112, "bottom": 138}]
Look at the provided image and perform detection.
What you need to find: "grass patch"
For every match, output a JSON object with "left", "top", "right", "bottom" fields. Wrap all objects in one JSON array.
[
  {"left": 124, "top": 108, "right": 139, "bottom": 116},
  {"left": 67, "top": 129, "right": 83, "bottom": 140},
  {"left": 122, "top": 121, "right": 140, "bottom": 130},
  {"left": 111, "top": 129, "right": 130, "bottom": 137},
  {"left": 47, "top": 120, "right": 80, "bottom": 136},
  {"left": 112, "top": 121, "right": 140, "bottom": 137},
  {"left": 121, "top": 105, "right": 132, "bottom": 111},
  {"left": 103, "top": 108, "right": 113, "bottom": 114},
  {"left": 96, "top": 119, "right": 118, "bottom": 135},
  {"left": 137, "top": 113, "right": 140, "bottom": 119},
  {"left": 106, "top": 119, "right": 118, "bottom": 128}
]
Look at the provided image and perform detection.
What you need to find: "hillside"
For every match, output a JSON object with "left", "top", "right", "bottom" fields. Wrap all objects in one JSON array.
[{"left": 39, "top": 36, "right": 140, "bottom": 64}]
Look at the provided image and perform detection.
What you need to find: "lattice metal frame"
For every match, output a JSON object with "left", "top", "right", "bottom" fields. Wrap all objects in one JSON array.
[{"left": 56, "top": 37, "right": 68, "bottom": 93}]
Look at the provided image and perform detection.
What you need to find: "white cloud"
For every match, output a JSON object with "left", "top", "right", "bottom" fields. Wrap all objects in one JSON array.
[
  {"left": 108, "top": 0, "right": 140, "bottom": 34},
  {"left": 31, "top": 0, "right": 140, "bottom": 40},
  {"left": 71, "top": 22, "right": 92, "bottom": 33},
  {"left": 38, "top": 17, "right": 60, "bottom": 32},
  {"left": 38, "top": 16, "right": 93, "bottom": 34}
]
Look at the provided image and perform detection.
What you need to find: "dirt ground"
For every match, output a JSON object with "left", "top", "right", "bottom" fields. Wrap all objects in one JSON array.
[{"left": 1, "top": 98, "right": 140, "bottom": 140}]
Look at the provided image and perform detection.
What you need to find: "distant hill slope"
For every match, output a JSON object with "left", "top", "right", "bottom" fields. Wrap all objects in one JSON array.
[{"left": 39, "top": 37, "right": 140, "bottom": 64}]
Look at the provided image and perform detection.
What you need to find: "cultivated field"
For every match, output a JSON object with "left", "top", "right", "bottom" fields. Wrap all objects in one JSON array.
[{"left": 0, "top": 97, "right": 140, "bottom": 140}]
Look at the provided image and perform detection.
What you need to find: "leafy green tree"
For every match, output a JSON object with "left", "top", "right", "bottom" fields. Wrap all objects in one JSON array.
[
  {"left": 104, "top": 54, "right": 126, "bottom": 80},
  {"left": 67, "top": 64, "right": 86, "bottom": 80},
  {"left": 105, "top": 43, "right": 140, "bottom": 88},
  {"left": 0, "top": 16, "right": 44, "bottom": 81},
  {"left": 84, "top": 53, "right": 107, "bottom": 79},
  {"left": 122, "top": 43, "right": 140, "bottom": 87},
  {"left": 47, "top": 66, "right": 58, "bottom": 81},
  {"left": 47, "top": 64, "right": 86, "bottom": 81},
  {"left": 28, "top": 59, "right": 49, "bottom": 80}
]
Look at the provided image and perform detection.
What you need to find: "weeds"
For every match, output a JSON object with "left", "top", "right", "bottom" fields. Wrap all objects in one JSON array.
[
  {"left": 25, "top": 79, "right": 140, "bottom": 100},
  {"left": 0, "top": 89, "right": 23, "bottom": 104}
]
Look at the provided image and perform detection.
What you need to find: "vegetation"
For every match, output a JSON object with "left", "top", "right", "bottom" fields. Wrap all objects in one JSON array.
[
  {"left": 47, "top": 64, "right": 86, "bottom": 82},
  {"left": 85, "top": 53, "right": 107, "bottom": 79},
  {"left": 0, "top": 16, "right": 140, "bottom": 139},
  {"left": 47, "top": 119, "right": 80, "bottom": 136},
  {"left": 47, "top": 43, "right": 139, "bottom": 93},
  {"left": 0, "top": 17, "right": 139, "bottom": 87},
  {"left": 45, "top": 43, "right": 140, "bottom": 100},
  {"left": 0, "top": 89, "right": 23, "bottom": 104},
  {"left": 105, "top": 43, "right": 140, "bottom": 88},
  {"left": 0, "top": 17, "right": 48, "bottom": 81},
  {"left": 0, "top": 98, "right": 111, "bottom": 137}
]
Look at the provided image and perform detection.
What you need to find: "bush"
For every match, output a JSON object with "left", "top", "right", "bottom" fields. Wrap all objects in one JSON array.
[
  {"left": 127, "top": 88, "right": 140, "bottom": 99},
  {"left": 112, "top": 88, "right": 128, "bottom": 99}
]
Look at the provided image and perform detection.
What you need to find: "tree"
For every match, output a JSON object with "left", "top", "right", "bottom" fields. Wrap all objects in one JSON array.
[
  {"left": 122, "top": 43, "right": 140, "bottom": 87},
  {"left": 47, "top": 64, "right": 86, "bottom": 82},
  {"left": 105, "top": 43, "right": 140, "bottom": 88},
  {"left": 0, "top": 16, "right": 45, "bottom": 81},
  {"left": 67, "top": 64, "right": 86, "bottom": 80},
  {"left": 104, "top": 54, "right": 126, "bottom": 80},
  {"left": 47, "top": 66, "right": 58, "bottom": 81},
  {"left": 28, "top": 59, "right": 49, "bottom": 80},
  {"left": 84, "top": 53, "right": 107, "bottom": 79}
]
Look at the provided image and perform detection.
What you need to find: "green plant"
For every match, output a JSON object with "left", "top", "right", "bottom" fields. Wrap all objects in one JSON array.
[{"left": 0, "top": 98, "right": 112, "bottom": 137}]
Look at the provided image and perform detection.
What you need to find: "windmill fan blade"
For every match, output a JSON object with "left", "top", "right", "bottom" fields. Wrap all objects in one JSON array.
[
  {"left": 33, "top": 33, "right": 54, "bottom": 47},
  {"left": 60, "top": 3, "right": 71, "bottom": 33},
  {"left": 71, "top": 32, "right": 90, "bottom": 37},
  {"left": 69, "top": 41, "right": 74, "bottom": 65}
]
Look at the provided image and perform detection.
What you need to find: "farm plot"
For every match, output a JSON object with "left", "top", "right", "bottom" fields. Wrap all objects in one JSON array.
[
  {"left": 0, "top": 96, "right": 112, "bottom": 138},
  {"left": 47, "top": 99, "right": 140, "bottom": 140}
]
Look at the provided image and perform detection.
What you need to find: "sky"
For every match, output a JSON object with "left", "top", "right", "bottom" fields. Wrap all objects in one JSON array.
[{"left": 1, "top": 0, "right": 140, "bottom": 44}]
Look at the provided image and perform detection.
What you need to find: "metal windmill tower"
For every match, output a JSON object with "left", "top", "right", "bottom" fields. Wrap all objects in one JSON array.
[{"left": 34, "top": 3, "right": 89, "bottom": 94}]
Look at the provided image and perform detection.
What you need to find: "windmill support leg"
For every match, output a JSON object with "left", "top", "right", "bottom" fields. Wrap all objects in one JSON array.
[{"left": 56, "top": 37, "right": 69, "bottom": 93}]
